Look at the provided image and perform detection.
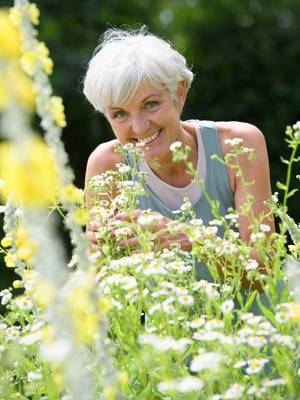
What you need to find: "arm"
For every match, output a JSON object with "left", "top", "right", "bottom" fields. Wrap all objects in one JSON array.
[
  {"left": 218, "top": 122, "right": 275, "bottom": 290},
  {"left": 219, "top": 121, "right": 275, "bottom": 241},
  {"left": 84, "top": 140, "right": 122, "bottom": 208}
]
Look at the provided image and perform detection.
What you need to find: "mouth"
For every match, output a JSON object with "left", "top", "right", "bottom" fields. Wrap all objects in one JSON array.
[{"left": 137, "top": 129, "right": 162, "bottom": 145}]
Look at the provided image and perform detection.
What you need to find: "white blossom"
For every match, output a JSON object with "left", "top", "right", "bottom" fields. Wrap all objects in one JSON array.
[
  {"left": 190, "top": 351, "right": 223, "bottom": 372},
  {"left": 223, "top": 383, "right": 245, "bottom": 399},
  {"left": 224, "top": 138, "right": 244, "bottom": 146},
  {"left": 169, "top": 141, "right": 182, "bottom": 151},
  {"left": 221, "top": 299, "right": 235, "bottom": 314}
]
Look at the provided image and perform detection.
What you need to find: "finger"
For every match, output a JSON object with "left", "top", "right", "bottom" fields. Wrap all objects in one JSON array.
[
  {"left": 119, "top": 236, "right": 140, "bottom": 248},
  {"left": 115, "top": 209, "right": 142, "bottom": 222}
]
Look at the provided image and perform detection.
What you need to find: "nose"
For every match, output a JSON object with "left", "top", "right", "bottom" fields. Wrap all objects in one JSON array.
[{"left": 131, "top": 112, "right": 150, "bottom": 137}]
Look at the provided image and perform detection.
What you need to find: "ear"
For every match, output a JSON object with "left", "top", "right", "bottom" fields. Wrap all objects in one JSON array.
[{"left": 176, "top": 81, "right": 187, "bottom": 112}]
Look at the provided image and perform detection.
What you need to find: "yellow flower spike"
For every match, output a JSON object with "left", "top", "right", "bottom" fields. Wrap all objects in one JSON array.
[
  {"left": 118, "top": 371, "right": 129, "bottom": 386},
  {"left": 0, "top": 61, "right": 35, "bottom": 112},
  {"left": 66, "top": 287, "right": 100, "bottom": 344},
  {"left": 16, "top": 240, "right": 37, "bottom": 262},
  {"left": 37, "top": 42, "right": 50, "bottom": 57},
  {"left": 41, "top": 55, "right": 53, "bottom": 75},
  {"left": 104, "top": 387, "right": 117, "bottom": 400},
  {"left": 98, "top": 297, "right": 112, "bottom": 315},
  {"left": 4, "top": 254, "right": 17, "bottom": 268},
  {"left": 28, "top": 3, "right": 40, "bottom": 25},
  {"left": 42, "top": 325, "right": 55, "bottom": 343},
  {"left": 9, "top": 7, "right": 22, "bottom": 26},
  {"left": 12, "top": 280, "right": 23, "bottom": 289},
  {"left": 20, "top": 51, "right": 38, "bottom": 76},
  {"left": 49, "top": 96, "right": 66, "bottom": 127},
  {"left": 1, "top": 237, "right": 12, "bottom": 248},
  {"left": 0, "top": 10, "right": 22, "bottom": 58},
  {"left": 291, "top": 303, "right": 300, "bottom": 323},
  {"left": 16, "top": 228, "right": 28, "bottom": 247},
  {"left": 53, "top": 372, "right": 64, "bottom": 388},
  {"left": 61, "top": 184, "right": 84, "bottom": 204},
  {"left": 7, "top": 63, "right": 36, "bottom": 111},
  {"left": 0, "top": 136, "right": 59, "bottom": 208},
  {"left": 73, "top": 208, "right": 89, "bottom": 226},
  {"left": 33, "top": 280, "right": 56, "bottom": 308}
]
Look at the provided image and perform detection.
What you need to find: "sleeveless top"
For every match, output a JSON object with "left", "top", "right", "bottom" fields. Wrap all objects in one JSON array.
[
  {"left": 126, "top": 120, "right": 234, "bottom": 227},
  {"left": 124, "top": 120, "right": 234, "bottom": 281},
  {"left": 138, "top": 122, "right": 205, "bottom": 210},
  {"left": 123, "top": 119, "right": 282, "bottom": 313}
]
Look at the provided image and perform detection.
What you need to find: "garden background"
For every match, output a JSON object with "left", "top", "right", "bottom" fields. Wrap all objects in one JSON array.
[{"left": 1, "top": 0, "right": 300, "bottom": 285}]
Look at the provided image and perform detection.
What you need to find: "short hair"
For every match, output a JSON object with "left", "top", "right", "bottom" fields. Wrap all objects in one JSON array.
[{"left": 83, "top": 27, "right": 194, "bottom": 114}]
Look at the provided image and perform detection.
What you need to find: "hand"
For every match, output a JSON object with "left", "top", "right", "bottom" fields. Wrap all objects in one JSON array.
[{"left": 115, "top": 209, "right": 192, "bottom": 252}]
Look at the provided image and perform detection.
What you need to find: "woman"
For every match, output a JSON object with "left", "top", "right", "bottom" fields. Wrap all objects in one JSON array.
[{"left": 83, "top": 27, "right": 274, "bottom": 289}]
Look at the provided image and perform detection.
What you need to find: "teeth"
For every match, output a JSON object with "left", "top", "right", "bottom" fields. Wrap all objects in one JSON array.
[{"left": 139, "top": 130, "right": 160, "bottom": 144}]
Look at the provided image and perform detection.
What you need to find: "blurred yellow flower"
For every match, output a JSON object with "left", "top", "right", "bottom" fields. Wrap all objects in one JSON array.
[
  {"left": 61, "top": 184, "right": 84, "bottom": 204},
  {"left": 28, "top": 3, "right": 40, "bottom": 25},
  {"left": 0, "top": 9, "right": 21, "bottom": 58},
  {"left": 4, "top": 253, "right": 17, "bottom": 268},
  {"left": 0, "top": 136, "right": 59, "bottom": 208},
  {"left": 53, "top": 372, "right": 64, "bottom": 388},
  {"left": 32, "top": 280, "right": 56, "bottom": 308},
  {"left": 118, "top": 371, "right": 129, "bottom": 386},
  {"left": 0, "top": 62, "right": 35, "bottom": 112},
  {"left": 37, "top": 41, "right": 49, "bottom": 57},
  {"left": 16, "top": 240, "right": 37, "bottom": 262},
  {"left": 291, "top": 303, "right": 300, "bottom": 323},
  {"left": 49, "top": 96, "right": 67, "bottom": 127},
  {"left": 9, "top": 4, "right": 40, "bottom": 26},
  {"left": 73, "top": 208, "right": 89, "bottom": 226},
  {"left": 9, "top": 7, "right": 22, "bottom": 26},
  {"left": 20, "top": 44, "right": 53, "bottom": 77},
  {"left": 12, "top": 280, "right": 23, "bottom": 289},
  {"left": 67, "top": 288, "right": 99, "bottom": 345},
  {"left": 104, "top": 387, "right": 117, "bottom": 400},
  {"left": 7, "top": 63, "right": 36, "bottom": 110},
  {"left": 98, "top": 297, "right": 112, "bottom": 315},
  {"left": 1, "top": 237, "right": 12, "bottom": 248},
  {"left": 20, "top": 50, "right": 38, "bottom": 76},
  {"left": 36, "top": 41, "right": 53, "bottom": 75}
]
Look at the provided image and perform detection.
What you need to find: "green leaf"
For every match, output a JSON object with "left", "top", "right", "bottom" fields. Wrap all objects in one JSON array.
[
  {"left": 236, "top": 290, "right": 244, "bottom": 308},
  {"left": 287, "top": 188, "right": 298, "bottom": 199},
  {"left": 244, "top": 290, "right": 257, "bottom": 311},
  {"left": 256, "top": 295, "right": 276, "bottom": 324},
  {"left": 276, "top": 181, "right": 287, "bottom": 191},
  {"left": 135, "top": 386, "right": 153, "bottom": 400},
  {"left": 280, "top": 156, "right": 289, "bottom": 165},
  {"left": 280, "top": 282, "right": 290, "bottom": 303}
]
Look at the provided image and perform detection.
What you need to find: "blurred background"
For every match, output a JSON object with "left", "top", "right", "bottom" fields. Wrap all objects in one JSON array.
[{"left": 1, "top": 0, "right": 300, "bottom": 274}]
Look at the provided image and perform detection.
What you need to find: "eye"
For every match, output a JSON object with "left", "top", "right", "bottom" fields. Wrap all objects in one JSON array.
[
  {"left": 112, "top": 110, "right": 128, "bottom": 121},
  {"left": 144, "top": 101, "right": 159, "bottom": 110}
]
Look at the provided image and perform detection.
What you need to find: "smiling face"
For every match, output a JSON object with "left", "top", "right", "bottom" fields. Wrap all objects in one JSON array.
[{"left": 106, "top": 81, "right": 187, "bottom": 163}]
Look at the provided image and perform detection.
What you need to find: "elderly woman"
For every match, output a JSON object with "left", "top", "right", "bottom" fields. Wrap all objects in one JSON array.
[{"left": 83, "top": 28, "right": 274, "bottom": 289}]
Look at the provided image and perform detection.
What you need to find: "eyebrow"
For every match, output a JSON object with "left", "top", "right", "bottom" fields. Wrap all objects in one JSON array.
[{"left": 109, "top": 93, "right": 162, "bottom": 111}]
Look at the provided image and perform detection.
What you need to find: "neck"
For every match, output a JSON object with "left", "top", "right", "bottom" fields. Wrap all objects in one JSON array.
[{"left": 145, "top": 122, "right": 198, "bottom": 187}]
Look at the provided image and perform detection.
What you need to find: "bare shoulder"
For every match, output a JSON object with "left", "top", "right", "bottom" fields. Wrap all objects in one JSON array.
[
  {"left": 85, "top": 139, "right": 123, "bottom": 185},
  {"left": 216, "top": 121, "right": 266, "bottom": 155}
]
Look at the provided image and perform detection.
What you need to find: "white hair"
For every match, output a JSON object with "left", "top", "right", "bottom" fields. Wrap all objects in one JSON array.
[{"left": 83, "top": 27, "right": 194, "bottom": 114}]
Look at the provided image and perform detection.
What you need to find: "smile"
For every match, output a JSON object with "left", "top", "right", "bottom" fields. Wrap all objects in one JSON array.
[{"left": 138, "top": 129, "right": 161, "bottom": 145}]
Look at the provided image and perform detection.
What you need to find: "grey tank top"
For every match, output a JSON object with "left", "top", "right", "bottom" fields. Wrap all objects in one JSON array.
[
  {"left": 124, "top": 120, "right": 234, "bottom": 281},
  {"left": 123, "top": 119, "right": 283, "bottom": 313},
  {"left": 127, "top": 120, "right": 234, "bottom": 226}
]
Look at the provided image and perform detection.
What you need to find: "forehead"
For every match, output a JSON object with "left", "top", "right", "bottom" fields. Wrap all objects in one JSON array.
[{"left": 110, "top": 82, "right": 168, "bottom": 110}]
